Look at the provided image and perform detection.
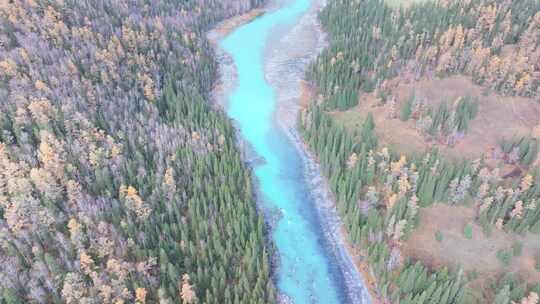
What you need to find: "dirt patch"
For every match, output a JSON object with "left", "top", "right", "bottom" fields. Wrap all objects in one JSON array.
[
  {"left": 402, "top": 203, "right": 540, "bottom": 299},
  {"left": 211, "top": 9, "right": 264, "bottom": 37},
  {"left": 299, "top": 80, "right": 314, "bottom": 109},
  {"left": 331, "top": 75, "right": 540, "bottom": 161}
]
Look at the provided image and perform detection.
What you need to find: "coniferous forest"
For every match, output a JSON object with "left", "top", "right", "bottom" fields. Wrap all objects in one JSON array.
[
  {"left": 302, "top": 0, "right": 540, "bottom": 303},
  {"left": 0, "top": 1, "right": 275, "bottom": 303}
]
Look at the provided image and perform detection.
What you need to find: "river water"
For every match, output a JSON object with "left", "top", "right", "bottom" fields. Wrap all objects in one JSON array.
[{"left": 217, "top": 0, "right": 371, "bottom": 303}]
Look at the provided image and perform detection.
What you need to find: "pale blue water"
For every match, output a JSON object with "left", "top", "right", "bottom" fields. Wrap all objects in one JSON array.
[{"left": 221, "top": 1, "right": 347, "bottom": 303}]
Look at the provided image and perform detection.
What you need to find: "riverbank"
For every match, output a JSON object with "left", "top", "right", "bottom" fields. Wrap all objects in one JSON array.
[
  {"left": 339, "top": 227, "right": 382, "bottom": 304},
  {"left": 294, "top": 34, "right": 383, "bottom": 304},
  {"left": 298, "top": 81, "right": 382, "bottom": 303},
  {"left": 208, "top": 8, "right": 265, "bottom": 111},
  {"left": 263, "top": 1, "right": 377, "bottom": 303},
  {"left": 210, "top": 9, "right": 265, "bottom": 40},
  {"left": 268, "top": 5, "right": 383, "bottom": 304},
  {"left": 208, "top": 1, "right": 374, "bottom": 303}
]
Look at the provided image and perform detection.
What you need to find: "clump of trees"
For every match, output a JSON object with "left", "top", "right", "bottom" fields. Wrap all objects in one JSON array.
[
  {"left": 489, "top": 274, "right": 540, "bottom": 304},
  {"left": 498, "top": 136, "right": 539, "bottom": 167},
  {"left": 0, "top": 0, "right": 275, "bottom": 303},
  {"left": 399, "top": 95, "right": 479, "bottom": 146},
  {"left": 303, "top": 0, "right": 540, "bottom": 302}
]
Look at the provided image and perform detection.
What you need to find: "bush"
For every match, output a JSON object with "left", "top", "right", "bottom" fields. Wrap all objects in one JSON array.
[
  {"left": 453, "top": 96, "right": 478, "bottom": 133},
  {"left": 497, "top": 249, "right": 513, "bottom": 266},
  {"left": 512, "top": 241, "right": 523, "bottom": 256},
  {"left": 400, "top": 96, "right": 413, "bottom": 121},
  {"left": 531, "top": 221, "right": 540, "bottom": 234},
  {"left": 535, "top": 256, "right": 540, "bottom": 272},
  {"left": 463, "top": 223, "right": 473, "bottom": 239},
  {"left": 479, "top": 214, "right": 492, "bottom": 237},
  {"left": 467, "top": 269, "right": 479, "bottom": 281},
  {"left": 435, "top": 230, "right": 443, "bottom": 242},
  {"left": 498, "top": 136, "right": 539, "bottom": 166}
]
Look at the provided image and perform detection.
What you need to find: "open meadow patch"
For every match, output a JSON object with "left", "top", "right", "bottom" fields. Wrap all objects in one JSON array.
[
  {"left": 331, "top": 75, "right": 540, "bottom": 163},
  {"left": 403, "top": 203, "right": 540, "bottom": 301}
]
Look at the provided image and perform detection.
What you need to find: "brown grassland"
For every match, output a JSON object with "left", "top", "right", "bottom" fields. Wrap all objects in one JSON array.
[
  {"left": 330, "top": 75, "right": 540, "bottom": 162},
  {"left": 403, "top": 203, "right": 540, "bottom": 300}
]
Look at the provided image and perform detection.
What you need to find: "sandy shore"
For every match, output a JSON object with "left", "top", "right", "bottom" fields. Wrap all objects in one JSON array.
[{"left": 208, "top": 1, "right": 376, "bottom": 303}]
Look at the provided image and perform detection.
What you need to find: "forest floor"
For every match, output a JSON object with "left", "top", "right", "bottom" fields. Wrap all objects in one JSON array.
[{"left": 301, "top": 0, "right": 540, "bottom": 302}]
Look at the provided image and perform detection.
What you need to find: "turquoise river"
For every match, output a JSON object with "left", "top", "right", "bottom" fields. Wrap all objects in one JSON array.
[{"left": 220, "top": 0, "right": 367, "bottom": 303}]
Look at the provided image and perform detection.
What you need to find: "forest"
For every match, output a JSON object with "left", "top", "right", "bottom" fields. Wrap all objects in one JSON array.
[
  {"left": 310, "top": 0, "right": 539, "bottom": 110},
  {"left": 0, "top": 0, "right": 276, "bottom": 303},
  {"left": 302, "top": 0, "right": 540, "bottom": 303}
]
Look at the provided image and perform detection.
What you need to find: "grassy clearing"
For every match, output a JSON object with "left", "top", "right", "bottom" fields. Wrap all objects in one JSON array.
[
  {"left": 402, "top": 203, "right": 540, "bottom": 301},
  {"left": 330, "top": 75, "right": 540, "bottom": 162}
]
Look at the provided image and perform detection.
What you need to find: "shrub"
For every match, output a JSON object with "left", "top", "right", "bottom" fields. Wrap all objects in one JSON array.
[
  {"left": 498, "top": 136, "right": 539, "bottom": 166},
  {"left": 531, "top": 221, "right": 540, "bottom": 234},
  {"left": 435, "top": 230, "right": 443, "bottom": 242},
  {"left": 512, "top": 241, "right": 523, "bottom": 256},
  {"left": 453, "top": 96, "right": 478, "bottom": 133},
  {"left": 463, "top": 223, "right": 473, "bottom": 239},
  {"left": 467, "top": 269, "right": 479, "bottom": 281},
  {"left": 2, "top": 289, "right": 24, "bottom": 304},
  {"left": 497, "top": 249, "right": 513, "bottom": 266},
  {"left": 532, "top": 283, "right": 540, "bottom": 297},
  {"left": 400, "top": 96, "right": 413, "bottom": 121},
  {"left": 479, "top": 214, "right": 492, "bottom": 237}
]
